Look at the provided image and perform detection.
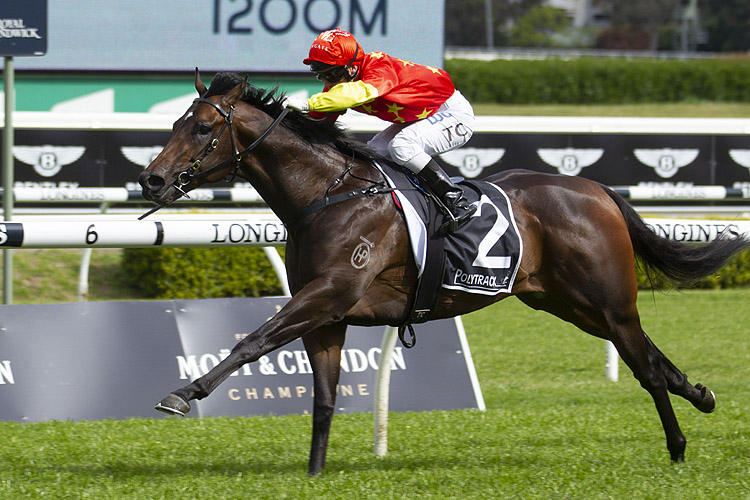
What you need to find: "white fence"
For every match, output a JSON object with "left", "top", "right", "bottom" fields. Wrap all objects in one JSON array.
[
  {"left": 5, "top": 214, "right": 750, "bottom": 249},
  {"left": 7, "top": 110, "right": 750, "bottom": 134},
  {"left": 0, "top": 215, "right": 285, "bottom": 248}
]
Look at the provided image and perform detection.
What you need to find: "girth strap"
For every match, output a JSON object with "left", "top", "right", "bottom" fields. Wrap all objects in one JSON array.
[{"left": 396, "top": 197, "right": 446, "bottom": 348}]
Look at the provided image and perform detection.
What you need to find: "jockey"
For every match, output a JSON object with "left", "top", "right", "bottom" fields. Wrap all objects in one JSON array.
[{"left": 282, "top": 28, "right": 477, "bottom": 229}]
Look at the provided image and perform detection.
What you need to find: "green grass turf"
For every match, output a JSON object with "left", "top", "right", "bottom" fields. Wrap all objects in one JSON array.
[{"left": 1, "top": 289, "right": 748, "bottom": 498}]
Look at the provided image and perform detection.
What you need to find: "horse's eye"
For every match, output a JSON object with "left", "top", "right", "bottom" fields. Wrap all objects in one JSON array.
[{"left": 195, "top": 123, "right": 212, "bottom": 136}]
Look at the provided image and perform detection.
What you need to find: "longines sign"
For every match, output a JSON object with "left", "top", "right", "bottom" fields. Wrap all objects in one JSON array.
[{"left": 0, "top": 297, "right": 482, "bottom": 422}]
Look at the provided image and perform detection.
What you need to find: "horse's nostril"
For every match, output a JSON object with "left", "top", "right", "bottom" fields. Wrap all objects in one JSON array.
[{"left": 140, "top": 173, "right": 165, "bottom": 190}]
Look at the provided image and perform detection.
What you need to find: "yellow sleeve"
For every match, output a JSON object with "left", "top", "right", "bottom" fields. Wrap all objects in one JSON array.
[{"left": 307, "top": 81, "right": 380, "bottom": 112}]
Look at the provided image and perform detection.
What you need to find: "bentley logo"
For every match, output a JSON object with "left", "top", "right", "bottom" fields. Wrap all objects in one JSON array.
[
  {"left": 121, "top": 146, "right": 164, "bottom": 167},
  {"left": 537, "top": 148, "right": 603, "bottom": 176},
  {"left": 13, "top": 145, "right": 85, "bottom": 177},
  {"left": 439, "top": 148, "right": 505, "bottom": 179},
  {"left": 633, "top": 148, "right": 699, "bottom": 179},
  {"left": 729, "top": 149, "right": 750, "bottom": 170}
]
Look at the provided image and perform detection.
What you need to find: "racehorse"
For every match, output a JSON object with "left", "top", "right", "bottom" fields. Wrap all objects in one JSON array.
[{"left": 138, "top": 70, "right": 749, "bottom": 475}]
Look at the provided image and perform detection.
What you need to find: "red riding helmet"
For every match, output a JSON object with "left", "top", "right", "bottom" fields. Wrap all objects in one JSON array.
[{"left": 303, "top": 28, "right": 364, "bottom": 68}]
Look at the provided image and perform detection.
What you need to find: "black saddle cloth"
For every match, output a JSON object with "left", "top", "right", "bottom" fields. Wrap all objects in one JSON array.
[{"left": 378, "top": 162, "right": 523, "bottom": 297}]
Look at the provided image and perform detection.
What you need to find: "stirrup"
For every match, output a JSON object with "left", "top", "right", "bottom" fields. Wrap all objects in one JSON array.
[{"left": 438, "top": 203, "right": 476, "bottom": 233}]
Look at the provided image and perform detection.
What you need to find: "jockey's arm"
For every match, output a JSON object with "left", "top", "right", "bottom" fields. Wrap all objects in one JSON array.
[{"left": 307, "top": 81, "right": 380, "bottom": 112}]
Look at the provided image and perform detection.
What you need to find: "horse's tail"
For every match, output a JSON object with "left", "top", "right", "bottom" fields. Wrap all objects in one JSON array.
[{"left": 603, "top": 186, "right": 750, "bottom": 286}]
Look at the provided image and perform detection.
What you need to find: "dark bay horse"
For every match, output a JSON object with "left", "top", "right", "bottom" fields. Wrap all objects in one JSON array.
[{"left": 138, "top": 71, "right": 749, "bottom": 475}]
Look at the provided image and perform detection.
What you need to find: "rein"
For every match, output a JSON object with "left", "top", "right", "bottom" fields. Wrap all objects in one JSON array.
[
  {"left": 139, "top": 98, "right": 289, "bottom": 219},
  {"left": 139, "top": 95, "right": 404, "bottom": 226}
]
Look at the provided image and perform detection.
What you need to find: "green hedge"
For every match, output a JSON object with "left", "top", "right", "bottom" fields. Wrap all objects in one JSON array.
[
  {"left": 121, "top": 247, "right": 284, "bottom": 299},
  {"left": 446, "top": 57, "right": 750, "bottom": 104},
  {"left": 120, "top": 245, "right": 748, "bottom": 299}
]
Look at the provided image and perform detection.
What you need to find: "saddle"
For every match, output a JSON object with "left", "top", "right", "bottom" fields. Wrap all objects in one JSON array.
[{"left": 375, "top": 162, "right": 524, "bottom": 347}]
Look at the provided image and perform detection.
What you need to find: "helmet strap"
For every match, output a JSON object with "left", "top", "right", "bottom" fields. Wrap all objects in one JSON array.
[{"left": 343, "top": 45, "right": 359, "bottom": 80}]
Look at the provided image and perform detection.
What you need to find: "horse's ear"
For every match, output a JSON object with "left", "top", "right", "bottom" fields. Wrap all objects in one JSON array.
[
  {"left": 195, "top": 67, "right": 207, "bottom": 96},
  {"left": 223, "top": 78, "right": 247, "bottom": 106}
]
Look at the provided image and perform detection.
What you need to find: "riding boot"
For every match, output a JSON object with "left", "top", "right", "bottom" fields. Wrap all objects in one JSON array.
[{"left": 416, "top": 159, "right": 477, "bottom": 232}]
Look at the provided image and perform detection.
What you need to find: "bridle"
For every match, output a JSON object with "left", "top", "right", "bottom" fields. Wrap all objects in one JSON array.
[
  {"left": 179, "top": 97, "right": 290, "bottom": 191},
  {"left": 140, "top": 96, "right": 289, "bottom": 219}
]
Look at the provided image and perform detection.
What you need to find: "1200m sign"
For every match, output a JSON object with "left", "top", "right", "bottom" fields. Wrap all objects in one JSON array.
[
  {"left": 15, "top": 1, "right": 444, "bottom": 72},
  {"left": 212, "top": 0, "right": 386, "bottom": 35}
]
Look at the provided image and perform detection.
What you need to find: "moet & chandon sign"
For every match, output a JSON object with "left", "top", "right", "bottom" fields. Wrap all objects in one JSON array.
[
  {"left": 0, "top": 0, "right": 47, "bottom": 56},
  {"left": 0, "top": 297, "right": 483, "bottom": 422}
]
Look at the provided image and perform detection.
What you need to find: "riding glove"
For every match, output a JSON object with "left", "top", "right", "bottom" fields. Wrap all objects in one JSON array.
[{"left": 282, "top": 96, "right": 310, "bottom": 112}]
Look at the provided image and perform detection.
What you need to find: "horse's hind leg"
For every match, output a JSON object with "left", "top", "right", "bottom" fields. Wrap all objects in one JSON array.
[
  {"left": 607, "top": 319, "right": 689, "bottom": 462},
  {"left": 642, "top": 334, "right": 716, "bottom": 413},
  {"left": 517, "top": 292, "right": 691, "bottom": 462},
  {"left": 302, "top": 323, "right": 346, "bottom": 476}
]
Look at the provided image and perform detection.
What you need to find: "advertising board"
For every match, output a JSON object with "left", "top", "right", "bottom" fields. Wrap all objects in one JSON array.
[
  {"left": 5, "top": 123, "right": 750, "bottom": 194},
  {"left": 0, "top": 0, "right": 47, "bottom": 57},
  {"left": 0, "top": 297, "right": 483, "bottom": 422},
  {"left": 457, "top": 132, "right": 750, "bottom": 188}
]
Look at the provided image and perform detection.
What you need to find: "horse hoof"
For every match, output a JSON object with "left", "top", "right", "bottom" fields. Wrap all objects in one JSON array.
[
  {"left": 155, "top": 394, "right": 191, "bottom": 416},
  {"left": 693, "top": 383, "right": 716, "bottom": 413},
  {"left": 670, "top": 453, "right": 685, "bottom": 464}
]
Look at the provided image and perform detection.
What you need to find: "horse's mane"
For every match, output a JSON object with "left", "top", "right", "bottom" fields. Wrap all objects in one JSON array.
[{"left": 204, "top": 72, "right": 377, "bottom": 161}]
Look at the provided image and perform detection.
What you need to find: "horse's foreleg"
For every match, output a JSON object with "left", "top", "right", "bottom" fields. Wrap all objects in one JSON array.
[
  {"left": 156, "top": 319, "right": 290, "bottom": 414},
  {"left": 303, "top": 323, "right": 346, "bottom": 476},
  {"left": 155, "top": 284, "right": 356, "bottom": 416},
  {"left": 155, "top": 319, "right": 285, "bottom": 415}
]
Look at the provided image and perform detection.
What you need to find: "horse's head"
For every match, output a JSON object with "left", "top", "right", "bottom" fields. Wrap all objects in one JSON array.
[{"left": 138, "top": 69, "right": 247, "bottom": 206}]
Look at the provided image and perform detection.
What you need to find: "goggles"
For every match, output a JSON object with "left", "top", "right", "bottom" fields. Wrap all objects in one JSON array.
[
  {"left": 313, "top": 66, "right": 349, "bottom": 83},
  {"left": 309, "top": 45, "right": 359, "bottom": 83}
]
